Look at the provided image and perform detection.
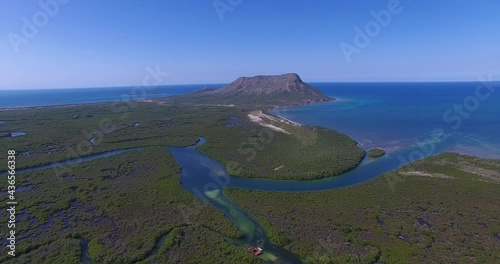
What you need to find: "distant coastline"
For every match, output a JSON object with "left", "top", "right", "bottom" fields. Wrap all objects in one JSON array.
[
  {"left": 0, "top": 84, "right": 223, "bottom": 109},
  {"left": 3, "top": 80, "right": 499, "bottom": 109}
]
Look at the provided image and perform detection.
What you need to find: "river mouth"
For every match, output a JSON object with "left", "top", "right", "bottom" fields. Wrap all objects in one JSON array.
[
  {"left": 226, "top": 133, "right": 457, "bottom": 191},
  {"left": 168, "top": 138, "right": 303, "bottom": 263},
  {"left": 9, "top": 135, "right": 456, "bottom": 263},
  {"left": 167, "top": 134, "right": 461, "bottom": 262}
]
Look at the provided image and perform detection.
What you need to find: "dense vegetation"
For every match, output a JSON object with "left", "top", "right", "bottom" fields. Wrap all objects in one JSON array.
[
  {"left": 9, "top": 239, "right": 81, "bottom": 263},
  {"left": 0, "top": 93, "right": 369, "bottom": 262},
  {"left": 0, "top": 101, "right": 365, "bottom": 180},
  {"left": 197, "top": 120, "right": 365, "bottom": 180},
  {"left": 227, "top": 153, "right": 500, "bottom": 263},
  {"left": 0, "top": 102, "right": 199, "bottom": 170},
  {"left": 6, "top": 77, "right": 499, "bottom": 264},
  {"left": 1, "top": 95, "right": 499, "bottom": 263},
  {"left": 368, "top": 148, "right": 385, "bottom": 158},
  {"left": 0, "top": 147, "right": 254, "bottom": 263},
  {"left": 139, "top": 225, "right": 263, "bottom": 264}
]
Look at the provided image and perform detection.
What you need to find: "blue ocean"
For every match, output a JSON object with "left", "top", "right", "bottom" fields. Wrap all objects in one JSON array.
[
  {"left": 0, "top": 84, "right": 225, "bottom": 108},
  {"left": 1, "top": 82, "right": 499, "bottom": 158},
  {"left": 272, "top": 82, "right": 500, "bottom": 159}
]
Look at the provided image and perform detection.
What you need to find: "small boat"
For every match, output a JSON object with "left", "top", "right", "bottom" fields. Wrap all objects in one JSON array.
[{"left": 247, "top": 246, "right": 263, "bottom": 256}]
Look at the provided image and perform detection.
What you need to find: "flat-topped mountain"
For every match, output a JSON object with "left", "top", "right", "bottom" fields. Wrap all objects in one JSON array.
[{"left": 182, "top": 73, "right": 333, "bottom": 107}]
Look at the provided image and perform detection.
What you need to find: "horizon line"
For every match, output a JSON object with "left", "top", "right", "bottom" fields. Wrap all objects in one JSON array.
[{"left": 0, "top": 79, "right": 499, "bottom": 91}]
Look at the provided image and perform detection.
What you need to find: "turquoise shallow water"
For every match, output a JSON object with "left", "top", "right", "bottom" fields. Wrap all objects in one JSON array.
[
  {"left": 272, "top": 82, "right": 500, "bottom": 159},
  {"left": 3, "top": 81, "right": 498, "bottom": 159},
  {"left": 169, "top": 139, "right": 302, "bottom": 262},
  {"left": 4, "top": 82, "right": 498, "bottom": 263}
]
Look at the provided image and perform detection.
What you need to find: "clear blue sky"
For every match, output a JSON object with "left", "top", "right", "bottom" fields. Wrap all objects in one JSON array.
[{"left": 1, "top": 0, "right": 499, "bottom": 89}]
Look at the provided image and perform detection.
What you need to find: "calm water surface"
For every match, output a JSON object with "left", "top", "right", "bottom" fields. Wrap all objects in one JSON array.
[{"left": 272, "top": 82, "right": 500, "bottom": 159}]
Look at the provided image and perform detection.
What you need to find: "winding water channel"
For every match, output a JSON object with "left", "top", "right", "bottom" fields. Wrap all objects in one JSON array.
[
  {"left": 3, "top": 131, "right": 457, "bottom": 263},
  {"left": 167, "top": 134, "right": 455, "bottom": 263}
]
